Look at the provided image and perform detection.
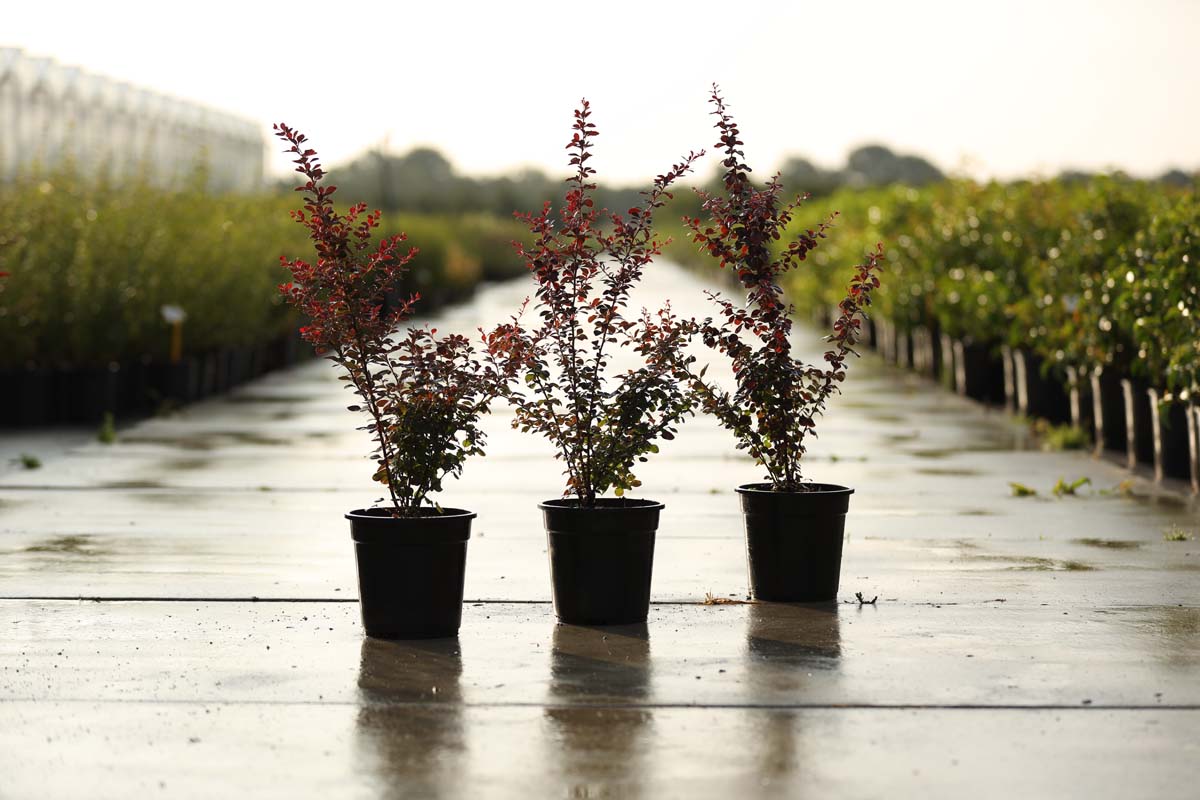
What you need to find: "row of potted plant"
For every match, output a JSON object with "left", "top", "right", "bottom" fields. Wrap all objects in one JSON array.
[
  {"left": 0, "top": 173, "right": 534, "bottom": 370},
  {"left": 0, "top": 333, "right": 310, "bottom": 426},
  {"left": 276, "top": 88, "right": 883, "bottom": 638},
  {"left": 667, "top": 174, "right": 1199, "bottom": 488},
  {"left": 0, "top": 168, "right": 533, "bottom": 424}
]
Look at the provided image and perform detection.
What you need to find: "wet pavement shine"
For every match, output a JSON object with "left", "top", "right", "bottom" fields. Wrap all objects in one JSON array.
[{"left": 1, "top": 263, "right": 1198, "bottom": 798}]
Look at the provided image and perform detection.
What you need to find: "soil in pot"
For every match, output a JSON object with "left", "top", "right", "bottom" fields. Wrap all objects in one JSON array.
[
  {"left": 737, "top": 483, "right": 853, "bottom": 602},
  {"left": 540, "top": 498, "right": 662, "bottom": 626},
  {"left": 346, "top": 507, "right": 474, "bottom": 639}
]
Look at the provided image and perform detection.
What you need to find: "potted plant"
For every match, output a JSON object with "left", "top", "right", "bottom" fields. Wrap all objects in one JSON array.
[
  {"left": 275, "top": 124, "right": 510, "bottom": 639},
  {"left": 488, "top": 100, "right": 701, "bottom": 625},
  {"left": 681, "top": 87, "right": 883, "bottom": 602}
]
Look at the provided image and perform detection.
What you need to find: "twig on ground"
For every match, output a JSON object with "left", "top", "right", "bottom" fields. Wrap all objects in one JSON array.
[{"left": 703, "top": 592, "right": 755, "bottom": 605}]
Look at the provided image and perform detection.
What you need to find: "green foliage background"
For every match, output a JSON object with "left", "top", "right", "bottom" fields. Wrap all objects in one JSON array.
[
  {"left": 0, "top": 168, "right": 531, "bottom": 369},
  {"left": 663, "top": 178, "right": 1199, "bottom": 396},
  {"left": 4, "top": 163, "right": 1196, "bottom": 398}
]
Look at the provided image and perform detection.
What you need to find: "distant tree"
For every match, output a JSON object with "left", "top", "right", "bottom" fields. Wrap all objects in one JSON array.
[
  {"left": 288, "top": 140, "right": 948, "bottom": 219},
  {"left": 844, "top": 144, "right": 943, "bottom": 187},
  {"left": 777, "top": 156, "right": 841, "bottom": 196},
  {"left": 1058, "top": 169, "right": 1097, "bottom": 185},
  {"left": 896, "top": 154, "right": 944, "bottom": 185},
  {"left": 1159, "top": 168, "right": 1196, "bottom": 188}
]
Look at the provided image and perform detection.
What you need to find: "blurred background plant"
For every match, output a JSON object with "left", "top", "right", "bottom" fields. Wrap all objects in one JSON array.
[
  {"left": 662, "top": 174, "right": 1198, "bottom": 398},
  {"left": 0, "top": 162, "right": 533, "bottom": 372}
]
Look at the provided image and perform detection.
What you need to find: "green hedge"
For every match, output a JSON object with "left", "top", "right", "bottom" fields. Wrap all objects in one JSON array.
[
  {"left": 665, "top": 178, "right": 1198, "bottom": 396},
  {"left": 0, "top": 168, "right": 532, "bottom": 370}
]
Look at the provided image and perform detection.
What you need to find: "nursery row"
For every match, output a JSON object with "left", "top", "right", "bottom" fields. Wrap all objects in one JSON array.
[
  {"left": 0, "top": 167, "right": 531, "bottom": 424},
  {"left": 665, "top": 176, "right": 1200, "bottom": 490},
  {"left": 670, "top": 177, "right": 1198, "bottom": 397}
]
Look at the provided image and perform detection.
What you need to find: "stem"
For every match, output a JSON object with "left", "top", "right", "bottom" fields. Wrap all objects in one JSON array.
[
  {"left": 526, "top": 362, "right": 585, "bottom": 497},
  {"left": 347, "top": 321, "right": 402, "bottom": 514}
]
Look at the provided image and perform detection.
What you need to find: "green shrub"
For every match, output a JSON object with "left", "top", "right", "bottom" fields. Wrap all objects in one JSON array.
[
  {"left": 663, "top": 175, "right": 1197, "bottom": 394},
  {"left": 0, "top": 167, "right": 303, "bottom": 367},
  {"left": 0, "top": 167, "right": 531, "bottom": 370}
]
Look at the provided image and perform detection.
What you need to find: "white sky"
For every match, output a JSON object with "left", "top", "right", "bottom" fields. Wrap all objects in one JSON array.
[{"left": 5, "top": 0, "right": 1198, "bottom": 183}]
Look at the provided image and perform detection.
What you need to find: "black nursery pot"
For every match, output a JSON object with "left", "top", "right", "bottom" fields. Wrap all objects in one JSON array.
[
  {"left": 737, "top": 483, "right": 854, "bottom": 602},
  {"left": 541, "top": 498, "right": 662, "bottom": 626},
  {"left": 346, "top": 507, "right": 474, "bottom": 639}
]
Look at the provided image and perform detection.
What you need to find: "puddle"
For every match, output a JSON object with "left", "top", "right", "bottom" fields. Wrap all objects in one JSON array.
[
  {"left": 917, "top": 467, "right": 983, "bottom": 477},
  {"left": 1122, "top": 491, "right": 1193, "bottom": 511},
  {"left": 909, "top": 441, "right": 1014, "bottom": 459},
  {"left": 161, "top": 458, "right": 212, "bottom": 472},
  {"left": 120, "top": 431, "right": 292, "bottom": 449},
  {"left": 958, "top": 509, "right": 998, "bottom": 516},
  {"left": 120, "top": 435, "right": 219, "bottom": 451},
  {"left": 833, "top": 400, "right": 888, "bottom": 411},
  {"left": 966, "top": 553, "right": 1097, "bottom": 572},
  {"left": 225, "top": 394, "right": 319, "bottom": 404},
  {"left": 129, "top": 492, "right": 219, "bottom": 508},
  {"left": 98, "top": 480, "right": 168, "bottom": 490},
  {"left": 1073, "top": 538, "right": 1143, "bottom": 550},
  {"left": 217, "top": 432, "right": 293, "bottom": 447},
  {"left": 23, "top": 535, "right": 109, "bottom": 557}
]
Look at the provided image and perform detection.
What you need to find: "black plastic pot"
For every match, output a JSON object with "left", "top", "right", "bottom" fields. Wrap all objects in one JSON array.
[
  {"left": 346, "top": 507, "right": 473, "bottom": 639},
  {"left": 895, "top": 329, "right": 912, "bottom": 369},
  {"left": 1014, "top": 350, "right": 1071, "bottom": 423},
  {"left": 737, "top": 483, "right": 853, "bottom": 602},
  {"left": 147, "top": 358, "right": 200, "bottom": 408},
  {"left": 955, "top": 340, "right": 1006, "bottom": 404},
  {"left": 877, "top": 318, "right": 896, "bottom": 365},
  {"left": 1121, "top": 379, "right": 1155, "bottom": 468},
  {"left": 1091, "top": 367, "right": 1126, "bottom": 456},
  {"left": 911, "top": 325, "right": 939, "bottom": 378},
  {"left": 1148, "top": 392, "right": 1192, "bottom": 482},
  {"left": 1, "top": 367, "right": 57, "bottom": 426},
  {"left": 231, "top": 345, "right": 258, "bottom": 386},
  {"left": 62, "top": 362, "right": 122, "bottom": 423},
  {"left": 541, "top": 498, "right": 662, "bottom": 626},
  {"left": 121, "top": 358, "right": 155, "bottom": 417}
]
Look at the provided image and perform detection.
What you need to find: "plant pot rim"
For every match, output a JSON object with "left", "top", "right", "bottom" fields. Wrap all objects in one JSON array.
[
  {"left": 345, "top": 507, "right": 477, "bottom": 521},
  {"left": 538, "top": 497, "right": 665, "bottom": 512},
  {"left": 736, "top": 482, "right": 854, "bottom": 496},
  {"left": 347, "top": 507, "right": 475, "bottom": 544}
]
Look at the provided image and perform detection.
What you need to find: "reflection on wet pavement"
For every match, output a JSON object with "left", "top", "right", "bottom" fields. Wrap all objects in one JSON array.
[
  {"left": 745, "top": 602, "right": 842, "bottom": 668},
  {"left": 545, "top": 624, "right": 653, "bottom": 797},
  {"left": 356, "top": 638, "right": 466, "bottom": 799}
]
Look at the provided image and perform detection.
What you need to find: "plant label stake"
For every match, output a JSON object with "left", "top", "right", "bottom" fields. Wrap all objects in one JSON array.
[{"left": 161, "top": 305, "right": 187, "bottom": 364}]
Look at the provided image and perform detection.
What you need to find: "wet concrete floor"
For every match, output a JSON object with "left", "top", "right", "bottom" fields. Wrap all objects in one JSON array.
[{"left": 1, "top": 262, "right": 1198, "bottom": 798}]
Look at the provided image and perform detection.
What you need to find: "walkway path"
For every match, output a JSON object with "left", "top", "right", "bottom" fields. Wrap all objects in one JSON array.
[{"left": 2, "top": 263, "right": 1197, "bottom": 798}]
